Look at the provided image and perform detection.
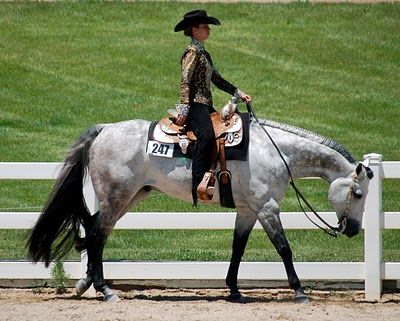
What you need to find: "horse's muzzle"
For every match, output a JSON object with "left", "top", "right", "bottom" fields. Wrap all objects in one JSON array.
[{"left": 343, "top": 218, "right": 361, "bottom": 238}]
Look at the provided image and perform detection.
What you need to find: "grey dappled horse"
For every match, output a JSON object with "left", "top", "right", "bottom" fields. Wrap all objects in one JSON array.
[{"left": 27, "top": 116, "right": 373, "bottom": 302}]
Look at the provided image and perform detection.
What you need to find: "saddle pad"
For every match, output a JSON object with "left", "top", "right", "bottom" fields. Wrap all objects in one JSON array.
[{"left": 147, "top": 112, "right": 250, "bottom": 161}]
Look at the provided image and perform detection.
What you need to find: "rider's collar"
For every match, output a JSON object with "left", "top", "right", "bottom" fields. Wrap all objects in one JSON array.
[{"left": 191, "top": 38, "right": 205, "bottom": 53}]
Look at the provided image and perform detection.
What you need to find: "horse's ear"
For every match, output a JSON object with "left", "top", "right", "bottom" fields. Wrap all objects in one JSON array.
[
  {"left": 362, "top": 158, "right": 370, "bottom": 167},
  {"left": 365, "top": 167, "right": 374, "bottom": 179},
  {"left": 355, "top": 163, "right": 362, "bottom": 176},
  {"left": 356, "top": 163, "right": 374, "bottom": 180}
]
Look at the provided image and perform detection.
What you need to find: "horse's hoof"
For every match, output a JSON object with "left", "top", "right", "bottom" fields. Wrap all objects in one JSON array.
[
  {"left": 294, "top": 294, "right": 310, "bottom": 304},
  {"left": 75, "top": 278, "right": 90, "bottom": 297},
  {"left": 228, "top": 292, "right": 246, "bottom": 303},
  {"left": 104, "top": 293, "right": 120, "bottom": 302}
]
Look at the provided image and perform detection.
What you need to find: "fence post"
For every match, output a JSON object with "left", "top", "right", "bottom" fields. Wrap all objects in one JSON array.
[{"left": 363, "top": 153, "right": 382, "bottom": 300}]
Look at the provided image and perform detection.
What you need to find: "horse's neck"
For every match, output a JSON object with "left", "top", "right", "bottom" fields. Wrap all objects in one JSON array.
[
  {"left": 285, "top": 137, "right": 355, "bottom": 183},
  {"left": 255, "top": 120, "right": 356, "bottom": 183}
]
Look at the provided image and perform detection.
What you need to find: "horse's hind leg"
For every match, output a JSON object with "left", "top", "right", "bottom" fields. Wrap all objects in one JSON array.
[
  {"left": 88, "top": 212, "right": 117, "bottom": 301},
  {"left": 77, "top": 187, "right": 151, "bottom": 301},
  {"left": 226, "top": 207, "right": 257, "bottom": 302},
  {"left": 74, "top": 208, "right": 117, "bottom": 301},
  {"left": 75, "top": 211, "right": 99, "bottom": 296},
  {"left": 256, "top": 199, "right": 309, "bottom": 303}
]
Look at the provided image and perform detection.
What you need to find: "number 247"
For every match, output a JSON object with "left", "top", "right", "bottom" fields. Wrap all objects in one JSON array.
[{"left": 152, "top": 142, "right": 170, "bottom": 155}]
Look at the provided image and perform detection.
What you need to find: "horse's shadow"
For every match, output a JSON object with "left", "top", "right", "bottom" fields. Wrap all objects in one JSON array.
[
  {"left": 56, "top": 292, "right": 296, "bottom": 304},
  {"left": 125, "top": 294, "right": 281, "bottom": 303}
]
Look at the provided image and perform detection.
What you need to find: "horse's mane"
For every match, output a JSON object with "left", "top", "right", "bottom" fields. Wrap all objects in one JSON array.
[{"left": 259, "top": 119, "right": 358, "bottom": 165}]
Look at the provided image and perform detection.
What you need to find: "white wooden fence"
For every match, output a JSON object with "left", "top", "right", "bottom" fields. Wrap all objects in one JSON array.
[{"left": 0, "top": 153, "right": 399, "bottom": 300}]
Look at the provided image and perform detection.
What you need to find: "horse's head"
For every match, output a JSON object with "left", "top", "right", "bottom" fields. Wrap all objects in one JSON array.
[{"left": 328, "top": 162, "right": 374, "bottom": 237}]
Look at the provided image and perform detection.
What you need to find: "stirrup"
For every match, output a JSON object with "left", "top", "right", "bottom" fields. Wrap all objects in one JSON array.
[
  {"left": 197, "top": 170, "right": 216, "bottom": 201},
  {"left": 206, "top": 186, "right": 215, "bottom": 197}
]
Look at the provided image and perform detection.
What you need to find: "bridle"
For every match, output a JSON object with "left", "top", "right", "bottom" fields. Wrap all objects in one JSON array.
[
  {"left": 244, "top": 101, "right": 371, "bottom": 237},
  {"left": 335, "top": 173, "right": 362, "bottom": 235},
  {"left": 336, "top": 169, "right": 371, "bottom": 235},
  {"left": 288, "top": 175, "right": 356, "bottom": 237}
]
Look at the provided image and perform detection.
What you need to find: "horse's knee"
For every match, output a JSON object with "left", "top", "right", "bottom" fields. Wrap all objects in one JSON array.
[
  {"left": 256, "top": 201, "right": 282, "bottom": 237},
  {"left": 261, "top": 199, "right": 280, "bottom": 215}
]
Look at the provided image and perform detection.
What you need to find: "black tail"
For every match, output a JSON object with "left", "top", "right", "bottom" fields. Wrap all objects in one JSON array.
[{"left": 27, "top": 125, "right": 105, "bottom": 267}]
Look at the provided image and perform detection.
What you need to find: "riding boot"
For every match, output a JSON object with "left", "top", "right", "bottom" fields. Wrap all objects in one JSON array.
[
  {"left": 186, "top": 104, "right": 217, "bottom": 206},
  {"left": 192, "top": 169, "right": 203, "bottom": 206}
]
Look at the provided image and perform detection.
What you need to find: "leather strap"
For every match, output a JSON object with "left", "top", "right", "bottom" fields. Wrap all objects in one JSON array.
[{"left": 218, "top": 137, "right": 228, "bottom": 184}]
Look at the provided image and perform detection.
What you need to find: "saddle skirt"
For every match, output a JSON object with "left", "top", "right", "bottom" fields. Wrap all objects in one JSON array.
[{"left": 153, "top": 112, "right": 243, "bottom": 148}]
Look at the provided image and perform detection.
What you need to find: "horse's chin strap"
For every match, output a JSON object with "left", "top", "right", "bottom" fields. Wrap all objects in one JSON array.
[
  {"left": 337, "top": 216, "right": 348, "bottom": 234},
  {"left": 245, "top": 101, "right": 347, "bottom": 238}
]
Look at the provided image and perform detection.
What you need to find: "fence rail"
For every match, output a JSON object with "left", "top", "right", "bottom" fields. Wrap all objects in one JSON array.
[{"left": 0, "top": 153, "right": 399, "bottom": 300}]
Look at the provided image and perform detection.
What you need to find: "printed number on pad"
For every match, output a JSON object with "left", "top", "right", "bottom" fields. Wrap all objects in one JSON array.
[{"left": 147, "top": 141, "right": 174, "bottom": 158}]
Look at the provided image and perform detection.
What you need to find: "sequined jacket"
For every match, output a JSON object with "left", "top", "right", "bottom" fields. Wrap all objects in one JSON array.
[{"left": 177, "top": 39, "right": 241, "bottom": 116}]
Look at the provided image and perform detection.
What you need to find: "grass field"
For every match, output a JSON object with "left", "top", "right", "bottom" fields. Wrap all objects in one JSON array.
[{"left": 0, "top": 1, "right": 399, "bottom": 262}]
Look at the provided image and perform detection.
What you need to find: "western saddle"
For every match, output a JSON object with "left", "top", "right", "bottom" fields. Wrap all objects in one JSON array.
[{"left": 152, "top": 98, "right": 243, "bottom": 203}]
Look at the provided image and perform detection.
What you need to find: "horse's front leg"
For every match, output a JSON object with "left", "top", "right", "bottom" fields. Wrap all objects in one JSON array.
[
  {"left": 256, "top": 199, "right": 309, "bottom": 303},
  {"left": 226, "top": 209, "right": 257, "bottom": 302}
]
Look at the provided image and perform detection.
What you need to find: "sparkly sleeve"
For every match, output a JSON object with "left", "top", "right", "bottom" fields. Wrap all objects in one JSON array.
[
  {"left": 211, "top": 68, "right": 237, "bottom": 96},
  {"left": 180, "top": 48, "right": 198, "bottom": 106}
]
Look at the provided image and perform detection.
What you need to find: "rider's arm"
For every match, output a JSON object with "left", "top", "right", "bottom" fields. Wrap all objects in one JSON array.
[
  {"left": 211, "top": 68, "right": 236, "bottom": 95},
  {"left": 211, "top": 69, "right": 251, "bottom": 103}
]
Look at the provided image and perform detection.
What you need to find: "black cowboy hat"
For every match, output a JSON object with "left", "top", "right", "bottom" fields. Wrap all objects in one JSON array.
[{"left": 174, "top": 10, "right": 221, "bottom": 32}]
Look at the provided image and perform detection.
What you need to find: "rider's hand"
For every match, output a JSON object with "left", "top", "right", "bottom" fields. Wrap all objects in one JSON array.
[
  {"left": 175, "top": 114, "right": 187, "bottom": 126},
  {"left": 235, "top": 89, "right": 252, "bottom": 103},
  {"left": 241, "top": 93, "right": 252, "bottom": 103}
]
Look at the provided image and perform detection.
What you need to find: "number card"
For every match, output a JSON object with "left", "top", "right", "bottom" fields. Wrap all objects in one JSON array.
[{"left": 147, "top": 141, "right": 174, "bottom": 158}]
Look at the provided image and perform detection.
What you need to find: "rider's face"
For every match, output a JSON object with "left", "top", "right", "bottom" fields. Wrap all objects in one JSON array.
[{"left": 192, "top": 24, "right": 210, "bottom": 43}]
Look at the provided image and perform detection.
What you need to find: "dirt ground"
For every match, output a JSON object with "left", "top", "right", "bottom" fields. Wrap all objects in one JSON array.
[{"left": 1, "top": 287, "right": 400, "bottom": 321}]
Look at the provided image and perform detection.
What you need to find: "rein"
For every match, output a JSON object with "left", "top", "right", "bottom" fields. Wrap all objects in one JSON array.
[{"left": 245, "top": 101, "right": 346, "bottom": 237}]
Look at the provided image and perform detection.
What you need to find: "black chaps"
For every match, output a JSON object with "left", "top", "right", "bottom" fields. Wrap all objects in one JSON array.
[{"left": 186, "top": 103, "right": 216, "bottom": 204}]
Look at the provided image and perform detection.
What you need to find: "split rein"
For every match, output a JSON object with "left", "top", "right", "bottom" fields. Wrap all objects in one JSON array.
[{"left": 244, "top": 102, "right": 348, "bottom": 238}]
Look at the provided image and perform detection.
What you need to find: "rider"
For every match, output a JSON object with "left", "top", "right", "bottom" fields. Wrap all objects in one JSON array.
[{"left": 174, "top": 9, "right": 251, "bottom": 205}]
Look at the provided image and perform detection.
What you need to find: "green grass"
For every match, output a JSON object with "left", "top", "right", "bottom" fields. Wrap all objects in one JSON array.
[
  {"left": 1, "top": 2, "right": 399, "bottom": 161},
  {"left": 0, "top": 2, "right": 399, "bottom": 262},
  {"left": 1, "top": 228, "right": 398, "bottom": 263}
]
